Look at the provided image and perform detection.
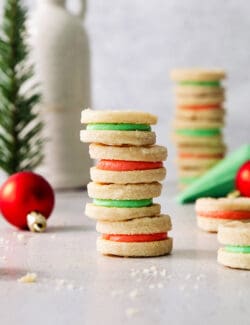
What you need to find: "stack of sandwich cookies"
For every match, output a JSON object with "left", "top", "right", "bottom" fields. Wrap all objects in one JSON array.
[
  {"left": 81, "top": 109, "right": 173, "bottom": 257},
  {"left": 217, "top": 221, "right": 250, "bottom": 270},
  {"left": 195, "top": 197, "right": 250, "bottom": 233},
  {"left": 171, "top": 69, "right": 226, "bottom": 189}
]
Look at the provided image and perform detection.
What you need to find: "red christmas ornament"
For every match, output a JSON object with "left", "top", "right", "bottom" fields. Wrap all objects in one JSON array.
[
  {"left": 235, "top": 160, "right": 250, "bottom": 197},
  {"left": 0, "top": 171, "right": 55, "bottom": 232}
]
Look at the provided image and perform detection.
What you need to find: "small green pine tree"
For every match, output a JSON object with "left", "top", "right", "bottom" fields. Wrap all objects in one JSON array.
[{"left": 0, "top": 0, "right": 44, "bottom": 175}]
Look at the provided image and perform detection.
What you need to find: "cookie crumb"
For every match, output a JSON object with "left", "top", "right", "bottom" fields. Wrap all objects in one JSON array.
[
  {"left": 160, "top": 269, "right": 166, "bottom": 277},
  {"left": 129, "top": 289, "right": 139, "bottom": 299},
  {"left": 125, "top": 308, "right": 139, "bottom": 318},
  {"left": 18, "top": 273, "right": 37, "bottom": 283},
  {"left": 17, "top": 233, "right": 25, "bottom": 241}
]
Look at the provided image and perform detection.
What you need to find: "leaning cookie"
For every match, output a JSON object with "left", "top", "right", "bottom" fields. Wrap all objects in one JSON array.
[
  {"left": 96, "top": 215, "right": 173, "bottom": 257},
  {"left": 80, "top": 109, "right": 157, "bottom": 146},
  {"left": 217, "top": 221, "right": 250, "bottom": 270},
  {"left": 195, "top": 197, "right": 250, "bottom": 233}
]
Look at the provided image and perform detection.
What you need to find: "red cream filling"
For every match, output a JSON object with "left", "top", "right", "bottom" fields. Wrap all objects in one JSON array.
[
  {"left": 179, "top": 153, "right": 224, "bottom": 159},
  {"left": 97, "top": 160, "right": 163, "bottom": 171},
  {"left": 102, "top": 232, "right": 168, "bottom": 242},
  {"left": 178, "top": 104, "right": 222, "bottom": 110},
  {"left": 197, "top": 210, "right": 250, "bottom": 220}
]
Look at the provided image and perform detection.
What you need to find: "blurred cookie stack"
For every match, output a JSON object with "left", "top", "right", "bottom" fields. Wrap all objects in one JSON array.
[
  {"left": 170, "top": 69, "right": 226, "bottom": 190},
  {"left": 80, "top": 109, "right": 173, "bottom": 257}
]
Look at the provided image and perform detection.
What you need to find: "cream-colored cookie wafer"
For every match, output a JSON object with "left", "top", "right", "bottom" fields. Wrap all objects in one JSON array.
[
  {"left": 85, "top": 203, "right": 161, "bottom": 221},
  {"left": 87, "top": 182, "right": 162, "bottom": 200},
  {"left": 80, "top": 130, "right": 156, "bottom": 146},
  {"left": 196, "top": 198, "right": 250, "bottom": 213},
  {"left": 178, "top": 168, "right": 207, "bottom": 178},
  {"left": 176, "top": 94, "right": 224, "bottom": 106},
  {"left": 90, "top": 167, "right": 166, "bottom": 184},
  {"left": 89, "top": 144, "right": 168, "bottom": 161},
  {"left": 177, "top": 144, "right": 226, "bottom": 155},
  {"left": 81, "top": 108, "right": 157, "bottom": 124},
  {"left": 177, "top": 157, "right": 222, "bottom": 169},
  {"left": 217, "top": 221, "right": 250, "bottom": 246},
  {"left": 96, "top": 215, "right": 172, "bottom": 235},
  {"left": 173, "top": 134, "right": 223, "bottom": 146},
  {"left": 217, "top": 248, "right": 250, "bottom": 270},
  {"left": 175, "top": 108, "right": 225, "bottom": 121},
  {"left": 97, "top": 237, "right": 172, "bottom": 257},
  {"left": 171, "top": 68, "right": 226, "bottom": 81},
  {"left": 174, "top": 118, "right": 224, "bottom": 130},
  {"left": 197, "top": 216, "right": 236, "bottom": 233},
  {"left": 175, "top": 86, "right": 224, "bottom": 96}
]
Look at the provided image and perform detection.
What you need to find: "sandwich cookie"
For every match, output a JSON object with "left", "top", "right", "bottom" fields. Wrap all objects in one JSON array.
[
  {"left": 171, "top": 69, "right": 225, "bottom": 107},
  {"left": 96, "top": 215, "right": 172, "bottom": 257},
  {"left": 175, "top": 105, "right": 225, "bottom": 122},
  {"left": 177, "top": 145, "right": 226, "bottom": 169},
  {"left": 217, "top": 221, "right": 250, "bottom": 270},
  {"left": 80, "top": 109, "right": 157, "bottom": 146},
  {"left": 87, "top": 182, "right": 162, "bottom": 222},
  {"left": 173, "top": 119, "right": 224, "bottom": 146},
  {"left": 196, "top": 197, "right": 250, "bottom": 233},
  {"left": 89, "top": 144, "right": 167, "bottom": 184}
]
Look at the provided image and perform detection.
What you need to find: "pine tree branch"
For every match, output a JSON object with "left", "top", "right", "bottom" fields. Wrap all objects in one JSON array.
[{"left": 0, "top": 0, "right": 44, "bottom": 175}]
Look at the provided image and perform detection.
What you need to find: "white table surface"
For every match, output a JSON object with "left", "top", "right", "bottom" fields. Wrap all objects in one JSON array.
[{"left": 0, "top": 183, "right": 249, "bottom": 325}]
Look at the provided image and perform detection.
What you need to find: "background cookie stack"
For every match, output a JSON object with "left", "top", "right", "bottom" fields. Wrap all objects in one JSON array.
[
  {"left": 80, "top": 109, "right": 173, "bottom": 257},
  {"left": 170, "top": 69, "right": 226, "bottom": 190}
]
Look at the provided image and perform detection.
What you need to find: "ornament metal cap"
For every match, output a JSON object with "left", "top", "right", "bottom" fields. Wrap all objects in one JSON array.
[{"left": 27, "top": 212, "right": 47, "bottom": 232}]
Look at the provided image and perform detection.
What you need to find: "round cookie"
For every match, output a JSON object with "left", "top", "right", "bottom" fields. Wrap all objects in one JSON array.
[
  {"left": 175, "top": 106, "right": 225, "bottom": 122},
  {"left": 217, "top": 221, "right": 250, "bottom": 270},
  {"left": 176, "top": 145, "right": 225, "bottom": 169},
  {"left": 90, "top": 167, "right": 166, "bottom": 184},
  {"left": 85, "top": 202, "right": 161, "bottom": 221},
  {"left": 81, "top": 108, "right": 157, "bottom": 125},
  {"left": 97, "top": 238, "right": 172, "bottom": 257},
  {"left": 96, "top": 214, "right": 172, "bottom": 234},
  {"left": 175, "top": 86, "right": 224, "bottom": 97},
  {"left": 96, "top": 215, "right": 172, "bottom": 257},
  {"left": 170, "top": 69, "right": 226, "bottom": 82},
  {"left": 89, "top": 144, "right": 168, "bottom": 162},
  {"left": 87, "top": 182, "right": 162, "bottom": 200},
  {"left": 80, "top": 130, "right": 156, "bottom": 146},
  {"left": 175, "top": 94, "right": 224, "bottom": 106},
  {"left": 196, "top": 198, "right": 250, "bottom": 233}
]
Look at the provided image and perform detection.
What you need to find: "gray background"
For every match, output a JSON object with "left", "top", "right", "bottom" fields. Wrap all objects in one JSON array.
[{"left": 2, "top": 0, "right": 250, "bottom": 181}]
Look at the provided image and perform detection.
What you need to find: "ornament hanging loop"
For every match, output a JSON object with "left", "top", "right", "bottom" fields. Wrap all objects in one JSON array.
[{"left": 27, "top": 212, "right": 47, "bottom": 233}]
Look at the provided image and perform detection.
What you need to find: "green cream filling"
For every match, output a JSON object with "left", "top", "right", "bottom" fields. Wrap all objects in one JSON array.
[
  {"left": 178, "top": 81, "right": 220, "bottom": 87},
  {"left": 176, "top": 129, "right": 220, "bottom": 137},
  {"left": 225, "top": 245, "right": 250, "bottom": 254},
  {"left": 87, "top": 123, "right": 151, "bottom": 131},
  {"left": 93, "top": 198, "right": 152, "bottom": 208}
]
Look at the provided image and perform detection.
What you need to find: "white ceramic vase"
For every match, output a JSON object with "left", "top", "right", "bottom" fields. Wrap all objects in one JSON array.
[{"left": 28, "top": 0, "right": 91, "bottom": 189}]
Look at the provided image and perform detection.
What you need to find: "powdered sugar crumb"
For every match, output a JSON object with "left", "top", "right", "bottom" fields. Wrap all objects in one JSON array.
[{"left": 125, "top": 308, "right": 140, "bottom": 318}]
